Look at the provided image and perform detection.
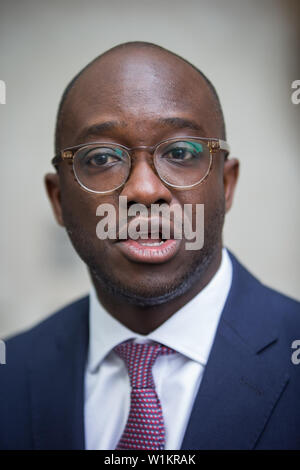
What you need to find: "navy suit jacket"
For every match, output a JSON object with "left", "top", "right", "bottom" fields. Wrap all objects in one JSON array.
[{"left": 0, "top": 251, "right": 299, "bottom": 450}]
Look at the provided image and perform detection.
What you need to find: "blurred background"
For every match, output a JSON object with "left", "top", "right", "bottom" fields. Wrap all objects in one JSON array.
[{"left": 0, "top": 0, "right": 299, "bottom": 338}]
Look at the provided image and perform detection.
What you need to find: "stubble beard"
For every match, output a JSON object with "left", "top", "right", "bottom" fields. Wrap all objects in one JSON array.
[
  {"left": 89, "top": 243, "right": 220, "bottom": 307},
  {"left": 64, "top": 203, "right": 225, "bottom": 308}
]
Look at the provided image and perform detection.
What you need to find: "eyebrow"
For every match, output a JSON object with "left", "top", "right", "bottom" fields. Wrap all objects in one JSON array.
[
  {"left": 77, "top": 120, "right": 128, "bottom": 141},
  {"left": 77, "top": 116, "right": 206, "bottom": 142},
  {"left": 156, "top": 117, "right": 206, "bottom": 134}
]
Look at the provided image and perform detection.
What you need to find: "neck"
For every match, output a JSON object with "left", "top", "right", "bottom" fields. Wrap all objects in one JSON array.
[{"left": 91, "top": 248, "right": 223, "bottom": 335}]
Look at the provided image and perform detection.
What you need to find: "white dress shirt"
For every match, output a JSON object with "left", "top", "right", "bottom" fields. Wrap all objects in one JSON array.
[{"left": 84, "top": 247, "right": 233, "bottom": 450}]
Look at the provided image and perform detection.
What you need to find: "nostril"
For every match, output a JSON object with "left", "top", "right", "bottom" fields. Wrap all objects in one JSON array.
[{"left": 156, "top": 198, "right": 167, "bottom": 206}]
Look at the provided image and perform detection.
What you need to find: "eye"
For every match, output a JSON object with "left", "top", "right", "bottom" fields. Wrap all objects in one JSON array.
[
  {"left": 167, "top": 148, "right": 193, "bottom": 161},
  {"left": 80, "top": 147, "right": 124, "bottom": 168},
  {"left": 162, "top": 141, "right": 204, "bottom": 164}
]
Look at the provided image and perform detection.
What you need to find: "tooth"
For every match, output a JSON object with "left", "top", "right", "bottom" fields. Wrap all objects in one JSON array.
[{"left": 139, "top": 240, "right": 164, "bottom": 246}]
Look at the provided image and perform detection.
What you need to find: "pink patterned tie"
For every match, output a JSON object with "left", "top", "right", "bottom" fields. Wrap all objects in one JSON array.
[{"left": 114, "top": 339, "right": 175, "bottom": 450}]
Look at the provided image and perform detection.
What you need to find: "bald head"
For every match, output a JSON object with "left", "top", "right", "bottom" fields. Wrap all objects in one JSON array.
[{"left": 54, "top": 41, "right": 226, "bottom": 155}]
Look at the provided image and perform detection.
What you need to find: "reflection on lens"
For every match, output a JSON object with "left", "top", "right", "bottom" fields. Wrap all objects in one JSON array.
[{"left": 155, "top": 140, "right": 211, "bottom": 187}]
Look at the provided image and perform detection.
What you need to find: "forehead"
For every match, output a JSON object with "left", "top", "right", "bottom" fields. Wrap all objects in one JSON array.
[{"left": 60, "top": 49, "right": 220, "bottom": 146}]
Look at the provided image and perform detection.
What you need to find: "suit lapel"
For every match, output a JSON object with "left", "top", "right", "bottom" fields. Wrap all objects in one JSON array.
[
  {"left": 28, "top": 253, "right": 289, "bottom": 450},
  {"left": 29, "top": 297, "right": 89, "bottom": 450},
  {"left": 181, "top": 252, "right": 289, "bottom": 449}
]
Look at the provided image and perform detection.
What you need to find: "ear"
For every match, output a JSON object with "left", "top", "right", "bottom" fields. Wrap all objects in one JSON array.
[
  {"left": 223, "top": 157, "right": 239, "bottom": 212},
  {"left": 44, "top": 172, "right": 65, "bottom": 226}
]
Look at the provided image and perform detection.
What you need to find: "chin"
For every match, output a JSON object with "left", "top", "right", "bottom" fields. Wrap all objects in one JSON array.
[{"left": 90, "top": 264, "right": 199, "bottom": 307}]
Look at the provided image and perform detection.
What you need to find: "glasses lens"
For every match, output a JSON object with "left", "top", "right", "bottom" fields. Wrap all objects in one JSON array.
[
  {"left": 73, "top": 144, "right": 130, "bottom": 192},
  {"left": 154, "top": 139, "right": 211, "bottom": 187}
]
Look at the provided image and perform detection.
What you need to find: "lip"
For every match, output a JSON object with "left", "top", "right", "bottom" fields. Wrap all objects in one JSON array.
[{"left": 116, "top": 238, "right": 181, "bottom": 264}]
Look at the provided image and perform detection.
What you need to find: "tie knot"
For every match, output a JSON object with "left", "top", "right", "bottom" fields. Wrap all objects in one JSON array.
[{"left": 114, "top": 340, "right": 175, "bottom": 389}]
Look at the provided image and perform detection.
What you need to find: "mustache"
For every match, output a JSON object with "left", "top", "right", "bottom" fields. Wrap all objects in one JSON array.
[{"left": 116, "top": 216, "right": 183, "bottom": 241}]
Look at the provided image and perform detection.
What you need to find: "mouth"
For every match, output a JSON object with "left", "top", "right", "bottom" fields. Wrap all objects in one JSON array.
[
  {"left": 116, "top": 238, "right": 181, "bottom": 264},
  {"left": 114, "top": 220, "right": 181, "bottom": 264}
]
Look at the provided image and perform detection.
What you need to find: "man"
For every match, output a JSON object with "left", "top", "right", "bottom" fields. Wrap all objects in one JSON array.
[{"left": 0, "top": 41, "right": 299, "bottom": 450}]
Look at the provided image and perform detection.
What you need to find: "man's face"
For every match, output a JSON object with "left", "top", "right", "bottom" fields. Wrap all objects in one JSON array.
[{"left": 46, "top": 48, "right": 238, "bottom": 306}]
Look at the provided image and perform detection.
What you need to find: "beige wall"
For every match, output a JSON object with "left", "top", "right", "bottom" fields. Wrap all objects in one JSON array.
[{"left": 0, "top": 0, "right": 299, "bottom": 338}]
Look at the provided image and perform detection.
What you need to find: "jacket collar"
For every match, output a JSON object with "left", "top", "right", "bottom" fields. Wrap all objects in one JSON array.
[{"left": 180, "top": 251, "right": 288, "bottom": 449}]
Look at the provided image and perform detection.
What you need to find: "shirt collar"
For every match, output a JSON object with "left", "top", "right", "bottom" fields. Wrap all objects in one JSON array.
[{"left": 87, "top": 247, "right": 232, "bottom": 373}]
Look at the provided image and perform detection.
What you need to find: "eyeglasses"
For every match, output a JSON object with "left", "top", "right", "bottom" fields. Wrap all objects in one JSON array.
[{"left": 52, "top": 136, "right": 230, "bottom": 194}]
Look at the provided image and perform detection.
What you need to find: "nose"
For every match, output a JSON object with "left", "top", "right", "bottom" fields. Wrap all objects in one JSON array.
[{"left": 120, "top": 153, "right": 173, "bottom": 207}]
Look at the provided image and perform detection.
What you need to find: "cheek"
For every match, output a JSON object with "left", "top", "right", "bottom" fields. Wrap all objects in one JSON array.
[
  {"left": 203, "top": 176, "right": 225, "bottom": 215},
  {"left": 202, "top": 182, "right": 226, "bottom": 242},
  {"left": 178, "top": 172, "right": 224, "bottom": 208},
  {"left": 59, "top": 169, "right": 119, "bottom": 237},
  {"left": 178, "top": 178, "right": 225, "bottom": 235}
]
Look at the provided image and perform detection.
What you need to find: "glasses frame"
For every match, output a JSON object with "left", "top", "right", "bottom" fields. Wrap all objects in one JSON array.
[{"left": 51, "top": 136, "right": 230, "bottom": 194}]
